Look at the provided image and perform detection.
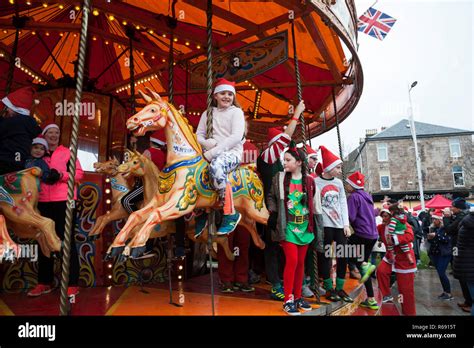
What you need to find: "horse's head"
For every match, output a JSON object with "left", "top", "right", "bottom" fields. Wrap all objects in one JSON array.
[
  {"left": 127, "top": 88, "right": 169, "bottom": 137},
  {"left": 93, "top": 156, "right": 120, "bottom": 175},
  {"left": 117, "top": 150, "right": 146, "bottom": 178}
]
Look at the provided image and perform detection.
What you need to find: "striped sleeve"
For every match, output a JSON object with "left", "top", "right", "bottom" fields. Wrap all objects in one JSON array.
[
  {"left": 259, "top": 134, "right": 291, "bottom": 164},
  {"left": 388, "top": 218, "right": 396, "bottom": 234}
]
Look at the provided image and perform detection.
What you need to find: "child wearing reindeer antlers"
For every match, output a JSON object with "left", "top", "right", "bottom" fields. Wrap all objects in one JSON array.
[{"left": 195, "top": 78, "right": 245, "bottom": 236}]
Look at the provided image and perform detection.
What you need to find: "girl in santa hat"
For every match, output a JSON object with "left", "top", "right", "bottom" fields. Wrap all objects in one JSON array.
[
  {"left": 267, "top": 142, "right": 322, "bottom": 315},
  {"left": 314, "top": 146, "right": 353, "bottom": 303},
  {"left": 195, "top": 78, "right": 245, "bottom": 235}
]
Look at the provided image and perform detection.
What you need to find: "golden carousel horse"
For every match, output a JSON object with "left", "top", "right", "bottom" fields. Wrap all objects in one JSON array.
[
  {"left": 0, "top": 167, "right": 61, "bottom": 260},
  {"left": 106, "top": 88, "right": 268, "bottom": 260}
]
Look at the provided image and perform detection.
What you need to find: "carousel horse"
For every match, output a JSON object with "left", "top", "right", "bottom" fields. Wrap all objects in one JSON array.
[
  {"left": 0, "top": 167, "right": 61, "bottom": 260},
  {"left": 88, "top": 156, "right": 134, "bottom": 239},
  {"left": 106, "top": 88, "right": 268, "bottom": 260}
]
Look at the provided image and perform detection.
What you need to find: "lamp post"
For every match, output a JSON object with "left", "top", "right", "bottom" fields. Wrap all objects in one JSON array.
[{"left": 408, "top": 81, "right": 425, "bottom": 210}]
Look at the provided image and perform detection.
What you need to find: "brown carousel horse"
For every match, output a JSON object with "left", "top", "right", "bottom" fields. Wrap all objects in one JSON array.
[
  {"left": 0, "top": 167, "right": 61, "bottom": 260},
  {"left": 106, "top": 88, "right": 268, "bottom": 260}
]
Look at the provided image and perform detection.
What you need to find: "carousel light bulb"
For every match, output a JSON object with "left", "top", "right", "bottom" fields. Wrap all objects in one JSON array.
[
  {"left": 45, "top": 32, "right": 50, "bottom": 36},
  {"left": 59, "top": 32, "right": 64, "bottom": 37},
  {"left": 43, "top": 2, "right": 49, "bottom": 7},
  {"left": 27, "top": 1, "right": 32, "bottom": 5},
  {"left": 75, "top": 5, "right": 80, "bottom": 11},
  {"left": 148, "top": 29, "right": 154, "bottom": 34},
  {"left": 105, "top": 178, "right": 110, "bottom": 183},
  {"left": 173, "top": 37, "right": 178, "bottom": 42},
  {"left": 108, "top": 264, "right": 112, "bottom": 268},
  {"left": 3, "top": 30, "right": 7, "bottom": 34},
  {"left": 122, "top": 20, "right": 127, "bottom": 25},
  {"left": 162, "top": 33, "right": 166, "bottom": 38},
  {"left": 185, "top": 41, "right": 190, "bottom": 46},
  {"left": 105, "top": 41, "right": 109, "bottom": 45},
  {"left": 178, "top": 275, "right": 182, "bottom": 280},
  {"left": 92, "top": 9, "right": 99, "bottom": 16},
  {"left": 73, "top": 33, "right": 77, "bottom": 37},
  {"left": 105, "top": 189, "right": 111, "bottom": 194},
  {"left": 151, "top": 55, "right": 155, "bottom": 59},
  {"left": 162, "top": 58, "right": 166, "bottom": 63},
  {"left": 108, "top": 275, "right": 112, "bottom": 279},
  {"left": 196, "top": 44, "right": 201, "bottom": 49},
  {"left": 135, "top": 25, "right": 140, "bottom": 30},
  {"left": 92, "top": 36, "right": 97, "bottom": 41},
  {"left": 58, "top": 4, "right": 64, "bottom": 9},
  {"left": 9, "top": 0, "right": 14, "bottom": 4},
  {"left": 178, "top": 265, "right": 183, "bottom": 270},
  {"left": 108, "top": 15, "right": 115, "bottom": 21},
  {"left": 106, "top": 199, "right": 111, "bottom": 204}
]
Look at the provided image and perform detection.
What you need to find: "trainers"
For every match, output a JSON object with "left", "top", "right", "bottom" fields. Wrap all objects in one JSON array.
[
  {"left": 67, "top": 286, "right": 80, "bottom": 297},
  {"left": 325, "top": 289, "right": 341, "bottom": 302},
  {"left": 217, "top": 212, "right": 241, "bottom": 235},
  {"left": 220, "top": 282, "right": 234, "bottom": 293},
  {"left": 302, "top": 284, "right": 314, "bottom": 298},
  {"left": 439, "top": 293, "right": 454, "bottom": 300},
  {"left": 27, "top": 284, "right": 53, "bottom": 297},
  {"left": 233, "top": 282, "right": 255, "bottom": 292},
  {"left": 382, "top": 295, "right": 394, "bottom": 303},
  {"left": 359, "top": 263, "right": 376, "bottom": 284},
  {"left": 360, "top": 298, "right": 379, "bottom": 310},
  {"left": 337, "top": 290, "right": 354, "bottom": 303},
  {"left": 283, "top": 300, "right": 300, "bottom": 315},
  {"left": 270, "top": 286, "right": 285, "bottom": 301},
  {"left": 295, "top": 298, "right": 312, "bottom": 311},
  {"left": 194, "top": 213, "right": 208, "bottom": 238}
]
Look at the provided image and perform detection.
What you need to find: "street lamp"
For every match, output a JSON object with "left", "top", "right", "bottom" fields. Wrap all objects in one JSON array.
[{"left": 408, "top": 81, "right": 425, "bottom": 210}]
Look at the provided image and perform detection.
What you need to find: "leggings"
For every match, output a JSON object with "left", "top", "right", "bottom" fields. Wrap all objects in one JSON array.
[
  {"left": 430, "top": 254, "right": 451, "bottom": 293},
  {"left": 320, "top": 227, "right": 347, "bottom": 281},
  {"left": 37, "top": 201, "right": 80, "bottom": 286},
  {"left": 348, "top": 234, "right": 377, "bottom": 297},
  {"left": 209, "top": 152, "right": 240, "bottom": 202},
  {"left": 280, "top": 241, "right": 309, "bottom": 302}
]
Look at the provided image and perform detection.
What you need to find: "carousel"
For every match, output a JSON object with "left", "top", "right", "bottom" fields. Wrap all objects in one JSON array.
[{"left": 0, "top": 0, "right": 376, "bottom": 316}]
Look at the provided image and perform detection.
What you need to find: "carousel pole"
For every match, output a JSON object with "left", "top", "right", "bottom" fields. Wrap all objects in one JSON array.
[
  {"left": 5, "top": 6, "right": 21, "bottom": 95},
  {"left": 291, "top": 17, "right": 320, "bottom": 303},
  {"left": 332, "top": 88, "right": 346, "bottom": 180},
  {"left": 59, "top": 0, "right": 91, "bottom": 316},
  {"left": 205, "top": 0, "right": 216, "bottom": 317}
]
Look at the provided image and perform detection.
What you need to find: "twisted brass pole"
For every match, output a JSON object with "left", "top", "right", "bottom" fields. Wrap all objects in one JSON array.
[{"left": 59, "top": 0, "right": 91, "bottom": 316}]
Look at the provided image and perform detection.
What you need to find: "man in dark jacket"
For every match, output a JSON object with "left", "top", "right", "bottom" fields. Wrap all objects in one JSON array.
[
  {"left": 445, "top": 198, "right": 470, "bottom": 312},
  {"left": 0, "top": 87, "right": 42, "bottom": 175},
  {"left": 453, "top": 207, "right": 474, "bottom": 315}
]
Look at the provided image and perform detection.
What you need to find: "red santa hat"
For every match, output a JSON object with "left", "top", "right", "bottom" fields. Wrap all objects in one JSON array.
[
  {"left": 32, "top": 135, "right": 49, "bottom": 151},
  {"left": 267, "top": 126, "right": 284, "bottom": 145},
  {"left": 315, "top": 162, "right": 323, "bottom": 176},
  {"left": 305, "top": 145, "right": 318, "bottom": 159},
  {"left": 150, "top": 129, "right": 166, "bottom": 146},
  {"left": 431, "top": 209, "right": 443, "bottom": 220},
  {"left": 42, "top": 122, "right": 60, "bottom": 135},
  {"left": 346, "top": 171, "right": 364, "bottom": 190},
  {"left": 318, "top": 145, "right": 342, "bottom": 172},
  {"left": 1, "top": 86, "right": 37, "bottom": 116},
  {"left": 213, "top": 78, "right": 236, "bottom": 95}
]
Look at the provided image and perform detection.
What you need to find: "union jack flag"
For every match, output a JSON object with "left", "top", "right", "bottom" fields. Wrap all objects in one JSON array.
[{"left": 357, "top": 7, "right": 397, "bottom": 41}]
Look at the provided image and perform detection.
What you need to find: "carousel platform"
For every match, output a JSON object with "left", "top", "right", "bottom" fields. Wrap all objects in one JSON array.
[{"left": 0, "top": 272, "right": 394, "bottom": 316}]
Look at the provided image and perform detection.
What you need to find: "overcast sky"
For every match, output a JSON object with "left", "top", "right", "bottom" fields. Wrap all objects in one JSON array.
[{"left": 313, "top": 0, "right": 473, "bottom": 157}]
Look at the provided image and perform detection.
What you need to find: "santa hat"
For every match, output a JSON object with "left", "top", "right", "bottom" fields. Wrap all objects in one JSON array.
[
  {"left": 305, "top": 145, "right": 318, "bottom": 159},
  {"left": 214, "top": 78, "right": 236, "bottom": 95},
  {"left": 346, "top": 171, "right": 364, "bottom": 190},
  {"left": 1, "top": 86, "right": 37, "bottom": 116},
  {"left": 42, "top": 122, "right": 60, "bottom": 135},
  {"left": 32, "top": 135, "right": 49, "bottom": 151},
  {"left": 318, "top": 145, "right": 342, "bottom": 172},
  {"left": 431, "top": 209, "right": 443, "bottom": 220},
  {"left": 315, "top": 162, "right": 323, "bottom": 176},
  {"left": 150, "top": 129, "right": 166, "bottom": 146},
  {"left": 380, "top": 208, "right": 391, "bottom": 216},
  {"left": 267, "top": 126, "right": 284, "bottom": 145}
]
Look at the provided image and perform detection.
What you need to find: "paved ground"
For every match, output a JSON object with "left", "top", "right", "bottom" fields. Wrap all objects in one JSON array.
[{"left": 393, "top": 267, "right": 471, "bottom": 316}]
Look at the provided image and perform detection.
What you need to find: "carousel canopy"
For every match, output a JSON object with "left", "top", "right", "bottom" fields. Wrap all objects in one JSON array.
[{"left": 0, "top": 0, "right": 363, "bottom": 146}]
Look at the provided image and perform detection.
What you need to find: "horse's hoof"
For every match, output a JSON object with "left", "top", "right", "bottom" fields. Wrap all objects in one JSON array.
[
  {"left": 104, "top": 253, "right": 113, "bottom": 262},
  {"left": 109, "top": 246, "right": 125, "bottom": 257},
  {"left": 130, "top": 246, "right": 146, "bottom": 259}
]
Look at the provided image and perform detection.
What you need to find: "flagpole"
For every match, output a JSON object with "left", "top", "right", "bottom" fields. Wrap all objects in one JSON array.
[{"left": 368, "top": 0, "right": 378, "bottom": 9}]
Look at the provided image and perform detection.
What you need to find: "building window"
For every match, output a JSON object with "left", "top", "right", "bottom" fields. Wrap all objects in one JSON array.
[
  {"left": 380, "top": 172, "right": 391, "bottom": 190},
  {"left": 377, "top": 143, "right": 388, "bottom": 161},
  {"left": 452, "top": 166, "right": 465, "bottom": 187},
  {"left": 449, "top": 138, "right": 461, "bottom": 158}
]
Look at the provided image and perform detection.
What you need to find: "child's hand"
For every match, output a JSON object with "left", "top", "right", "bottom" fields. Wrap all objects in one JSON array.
[
  {"left": 203, "top": 151, "right": 213, "bottom": 162},
  {"left": 202, "top": 138, "right": 217, "bottom": 151},
  {"left": 343, "top": 226, "right": 351, "bottom": 237},
  {"left": 294, "top": 100, "right": 305, "bottom": 117}
]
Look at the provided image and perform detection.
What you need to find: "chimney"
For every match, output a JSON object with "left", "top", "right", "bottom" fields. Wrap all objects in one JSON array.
[{"left": 365, "top": 129, "right": 377, "bottom": 137}]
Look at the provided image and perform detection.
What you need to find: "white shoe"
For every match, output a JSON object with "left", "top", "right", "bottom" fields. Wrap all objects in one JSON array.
[{"left": 302, "top": 284, "right": 314, "bottom": 298}]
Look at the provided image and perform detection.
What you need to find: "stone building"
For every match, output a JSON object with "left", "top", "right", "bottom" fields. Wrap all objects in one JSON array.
[{"left": 345, "top": 119, "right": 473, "bottom": 206}]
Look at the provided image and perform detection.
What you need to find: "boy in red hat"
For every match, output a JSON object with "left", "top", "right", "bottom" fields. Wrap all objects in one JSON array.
[
  {"left": 0, "top": 86, "right": 42, "bottom": 174},
  {"left": 314, "top": 145, "right": 352, "bottom": 302}
]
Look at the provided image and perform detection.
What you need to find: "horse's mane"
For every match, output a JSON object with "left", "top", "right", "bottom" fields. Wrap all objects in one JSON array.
[{"left": 166, "top": 102, "right": 203, "bottom": 154}]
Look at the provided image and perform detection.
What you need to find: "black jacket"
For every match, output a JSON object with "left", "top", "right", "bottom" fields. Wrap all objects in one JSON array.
[
  {"left": 444, "top": 211, "right": 468, "bottom": 247},
  {"left": 453, "top": 212, "right": 474, "bottom": 282},
  {"left": 407, "top": 213, "right": 422, "bottom": 239},
  {"left": 0, "top": 113, "right": 42, "bottom": 166}
]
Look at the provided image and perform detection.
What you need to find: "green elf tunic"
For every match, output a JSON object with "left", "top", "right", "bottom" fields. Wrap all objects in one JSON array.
[{"left": 286, "top": 178, "right": 315, "bottom": 245}]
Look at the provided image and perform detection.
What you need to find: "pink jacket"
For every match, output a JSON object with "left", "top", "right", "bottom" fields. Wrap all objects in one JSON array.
[{"left": 39, "top": 145, "right": 84, "bottom": 202}]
